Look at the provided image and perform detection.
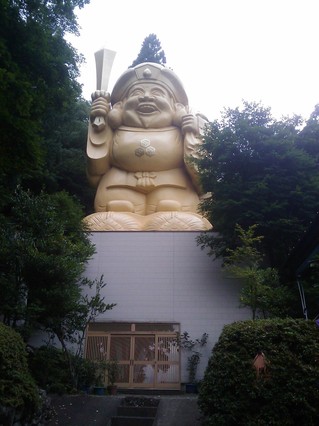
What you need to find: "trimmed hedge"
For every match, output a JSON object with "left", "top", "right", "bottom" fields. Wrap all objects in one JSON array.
[
  {"left": 198, "top": 319, "right": 319, "bottom": 426},
  {"left": 0, "top": 323, "right": 39, "bottom": 421}
]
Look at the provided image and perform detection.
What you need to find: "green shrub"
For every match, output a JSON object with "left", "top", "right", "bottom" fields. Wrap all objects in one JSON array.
[
  {"left": 28, "top": 345, "right": 97, "bottom": 392},
  {"left": 0, "top": 323, "right": 39, "bottom": 420},
  {"left": 75, "top": 356, "right": 97, "bottom": 389},
  {"left": 198, "top": 319, "right": 319, "bottom": 426},
  {"left": 28, "top": 346, "right": 71, "bottom": 391}
]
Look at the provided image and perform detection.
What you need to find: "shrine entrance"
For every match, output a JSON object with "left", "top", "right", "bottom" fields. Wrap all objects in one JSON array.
[{"left": 85, "top": 322, "right": 180, "bottom": 390}]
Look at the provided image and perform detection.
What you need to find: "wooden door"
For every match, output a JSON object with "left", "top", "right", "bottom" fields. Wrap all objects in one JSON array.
[{"left": 85, "top": 327, "right": 180, "bottom": 389}]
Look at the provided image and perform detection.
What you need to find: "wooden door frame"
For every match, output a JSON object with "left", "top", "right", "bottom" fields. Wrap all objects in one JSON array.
[{"left": 85, "top": 322, "right": 180, "bottom": 390}]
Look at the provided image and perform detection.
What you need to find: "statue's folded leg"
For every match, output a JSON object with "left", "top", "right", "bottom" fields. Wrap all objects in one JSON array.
[
  {"left": 107, "top": 200, "right": 134, "bottom": 212},
  {"left": 156, "top": 200, "right": 181, "bottom": 212},
  {"left": 94, "top": 187, "right": 146, "bottom": 215},
  {"left": 146, "top": 186, "right": 199, "bottom": 215}
]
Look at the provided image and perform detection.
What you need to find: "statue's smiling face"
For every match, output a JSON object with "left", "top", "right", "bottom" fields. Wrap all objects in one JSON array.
[{"left": 122, "top": 83, "right": 175, "bottom": 128}]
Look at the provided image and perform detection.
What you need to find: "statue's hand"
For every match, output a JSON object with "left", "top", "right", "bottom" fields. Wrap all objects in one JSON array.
[
  {"left": 91, "top": 90, "right": 111, "bottom": 102},
  {"left": 181, "top": 114, "right": 198, "bottom": 135},
  {"left": 90, "top": 91, "right": 111, "bottom": 131}
]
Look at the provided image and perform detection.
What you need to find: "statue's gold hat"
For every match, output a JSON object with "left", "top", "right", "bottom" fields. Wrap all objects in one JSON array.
[{"left": 111, "top": 62, "right": 188, "bottom": 106}]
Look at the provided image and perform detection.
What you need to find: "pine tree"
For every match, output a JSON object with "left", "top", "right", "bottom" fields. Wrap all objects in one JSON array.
[{"left": 130, "top": 33, "right": 166, "bottom": 67}]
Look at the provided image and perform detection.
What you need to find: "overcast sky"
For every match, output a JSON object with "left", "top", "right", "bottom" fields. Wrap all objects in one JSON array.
[{"left": 67, "top": 0, "right": 319, "bottom": 121}]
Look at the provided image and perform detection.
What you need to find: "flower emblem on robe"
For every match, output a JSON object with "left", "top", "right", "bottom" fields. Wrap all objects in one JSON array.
[{"left": 135, "top": 139, "right": 156, "bottom": 157}]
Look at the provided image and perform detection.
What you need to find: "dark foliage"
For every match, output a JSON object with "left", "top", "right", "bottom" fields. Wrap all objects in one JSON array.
[
  {"left": 197, "top": 101, "right": 319, "bottom": 270},
  {"left": 198, "top": 319, "right": 319, "bottom": 425},
  {"left": 0, "top": 323, "right": 39, "bottom": 420},
  {"left": 28, "top": 346, "right": 97, "bottom": 394},
  {"left": 130, "top": 33, "right": 166, "bottom": 67},
  {"left": 0, "top": 0, "right": 92, "bottom": 212},
  {"left": 0, "top": 188, "right": 95, "bottom": 336}
]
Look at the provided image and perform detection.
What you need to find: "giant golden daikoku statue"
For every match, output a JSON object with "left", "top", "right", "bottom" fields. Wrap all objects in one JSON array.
[{"left": 84, "top": 56, "right": 212, "bottom": 231}]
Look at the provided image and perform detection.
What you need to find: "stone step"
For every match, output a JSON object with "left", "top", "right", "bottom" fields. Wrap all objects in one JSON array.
[
  {"left": 122, "top": 396, "right": 160, "bottom": 408},
  {"left": 111, "top": 416, "right": 155, "bottom": 426},
  {"left": 109, "top": 396, "right": 159, "bottom": 426},
  {"left": 117, "top": 406, "right": 158, "bottom": 417}
]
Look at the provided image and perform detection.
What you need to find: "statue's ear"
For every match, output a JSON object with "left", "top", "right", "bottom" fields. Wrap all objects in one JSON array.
[
  {"left": 173, "top": 103, "right": 187, "bottom": 127},
  {"left": 108, "top": 102, "right": 123, "bottom": 129},
  {"left": 175, "top": 103, "right": 186, "bottom": 112},
  {"left": 112, "top": 101, "right": 123, "bottom": 110}
]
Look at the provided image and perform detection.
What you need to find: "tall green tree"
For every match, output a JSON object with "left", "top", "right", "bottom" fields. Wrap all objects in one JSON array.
[
  {"left": 40, "top": 98, "right": 95, "bottom": 214},
  {"left": 224, "top": 225, "right": 292, "bottom": 319},
  {"left": 130, "top": 33, "right": 166, "bottom": 67},
  {"left": 197, "top": 101, "right": 319, "bottom": 270},
  {"left": 296, "top": 103, "right": 319, "bottom": 164},
  {"left": 43, "top": 275, "right": 116, "bottom": 388},
  {"left": 0, "top": 188, "right": 94, "bottom": 336},
  {"left": 0, "top": 0, "right": 90, "bottom": 208},
  {"left": 0, "top": 187, "right": 115, "bottom": 387}
]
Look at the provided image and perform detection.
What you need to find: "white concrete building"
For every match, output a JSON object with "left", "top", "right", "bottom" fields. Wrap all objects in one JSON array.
[{"left": 84, "top": 231, "right": 251, "bottom": 390}]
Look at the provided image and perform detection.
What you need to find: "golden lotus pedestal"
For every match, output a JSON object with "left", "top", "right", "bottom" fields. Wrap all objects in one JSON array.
[{"left": 83, "top": 211, "right": 212, "bottom": 232}]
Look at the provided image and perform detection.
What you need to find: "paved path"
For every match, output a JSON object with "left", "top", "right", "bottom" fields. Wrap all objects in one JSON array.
[
  {"left": 47, "top": 394, "right": 202, "bottom": 426},
  {"left": 154, "top": 395, "right": 202, "bottom": 426}
]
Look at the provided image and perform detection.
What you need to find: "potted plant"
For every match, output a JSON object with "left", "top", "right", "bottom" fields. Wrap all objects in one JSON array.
[
  {"left": 77, "top": 358, "right": 97, "bottom": 394},
  {"left": 176, "top": 331, "right": 208, "bottom": 393},
  {"left": 105, "top": 359, "right": 119, "bottom": 395},
  {"left": 93, "top": 360, "right": 108, "bottom": 395}
]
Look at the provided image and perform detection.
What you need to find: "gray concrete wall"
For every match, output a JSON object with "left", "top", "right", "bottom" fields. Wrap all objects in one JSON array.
[{"left": 84, "top": 231, "right": 251, "bottom": 382}]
